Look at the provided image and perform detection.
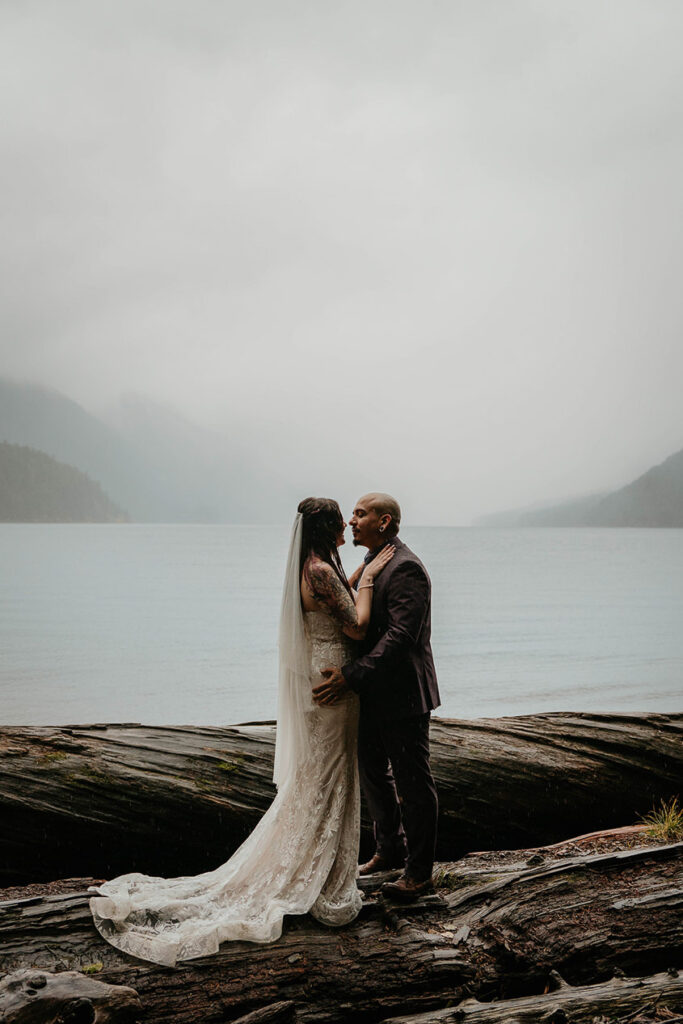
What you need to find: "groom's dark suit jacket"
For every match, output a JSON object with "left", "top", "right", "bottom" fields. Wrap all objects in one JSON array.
[{"left": 343, "top": 537, "right": 440, "bottom": 720}]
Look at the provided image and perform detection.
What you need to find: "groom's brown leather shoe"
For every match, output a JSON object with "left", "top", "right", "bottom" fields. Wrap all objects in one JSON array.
[
  {"left": 358, "top": 853, "right": 406, "bottom": 876},
  {"left": 380, "top": 873, "right": 434, "bottom": 900}
]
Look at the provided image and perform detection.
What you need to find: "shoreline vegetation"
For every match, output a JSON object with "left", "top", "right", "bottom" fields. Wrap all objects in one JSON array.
[{"left": 1, "top": 713, "right": 681, "bottom": 1022}]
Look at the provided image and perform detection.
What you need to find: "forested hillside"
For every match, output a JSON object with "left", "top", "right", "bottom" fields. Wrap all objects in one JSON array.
[{"left": 0, "top": 442, "right": 128, "bottom": 522}]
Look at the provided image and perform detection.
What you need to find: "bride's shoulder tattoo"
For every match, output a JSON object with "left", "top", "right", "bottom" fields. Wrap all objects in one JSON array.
[{"left": 305, "top": 560, "right": 357, "bottom": 627}]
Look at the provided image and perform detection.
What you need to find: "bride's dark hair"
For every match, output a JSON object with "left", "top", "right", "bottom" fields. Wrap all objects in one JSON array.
[{"left": 298, "top": 497, "right": 352, "bottom": 594}]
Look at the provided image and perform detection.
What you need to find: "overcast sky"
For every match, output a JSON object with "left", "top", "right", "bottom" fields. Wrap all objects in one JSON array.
[{"left": 1, "top": 0, "right": 682, "bottom": 524}]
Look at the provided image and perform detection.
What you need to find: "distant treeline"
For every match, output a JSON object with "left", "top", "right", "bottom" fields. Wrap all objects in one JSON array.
[{"left": 0, "top": 442, "right": 128, "bottom": 523}]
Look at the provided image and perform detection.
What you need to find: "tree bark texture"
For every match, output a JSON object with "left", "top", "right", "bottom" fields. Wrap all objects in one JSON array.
[
  {"left": 384, "top": 970, "right": 683, "bottom": 1024},
  {"left": 0, "top": 843, "right": 681, "bottom": 1024},
  {"left": 0, "top": 968, "right": 141, "bottom": 1024},
  {"left": 1, "top": 713, "right": 681, "bottom": 886}
]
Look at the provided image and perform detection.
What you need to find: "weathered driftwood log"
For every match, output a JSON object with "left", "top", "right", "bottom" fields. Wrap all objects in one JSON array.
[
  {"left": 0, "top": 844, "right": 681, "bottom": 1023},
  {"left": 385, "top": 970, "right": 683, "bottom": 1024},
  {"left": 229, "top": 1003, "right": 296, "bottom": 1024},
  {"left": 1, "top": 713, "right": 681, "bottom": 885},
  {"left": 0, "top": 968, "right": 141, "bottom": 1023}
]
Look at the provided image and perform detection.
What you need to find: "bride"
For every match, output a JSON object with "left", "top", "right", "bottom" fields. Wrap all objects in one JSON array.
[{"left": 89, "top": 497, "right": 393, "bottom": 966}]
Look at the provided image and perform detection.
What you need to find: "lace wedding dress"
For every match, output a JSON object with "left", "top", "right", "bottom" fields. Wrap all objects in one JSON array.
[{"left": 89, "top": 610, "right": 361, "bottom": 967}]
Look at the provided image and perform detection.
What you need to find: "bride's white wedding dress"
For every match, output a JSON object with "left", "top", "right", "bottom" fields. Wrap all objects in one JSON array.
[{"left": 89, "top": 611, "right": 361, "bottom": 967}]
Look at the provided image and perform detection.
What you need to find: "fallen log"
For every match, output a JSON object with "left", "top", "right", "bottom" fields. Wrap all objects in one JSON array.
[
  {"left": 0, "top": 968, "right": 142, "bottom": 1024},
  {"left": 384, "top": 970, "right": 683, "bottom": 1024},
  {"left": 0, "top": 843, "right": 681, "bottom": 1023},
  {"left": 0, "top": 713, "right": 681, "bottom": 884}
]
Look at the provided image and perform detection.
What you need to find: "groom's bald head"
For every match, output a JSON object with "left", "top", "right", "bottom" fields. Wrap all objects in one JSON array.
[
  {"left": 363, "top": 493, "right": 401, "bottom": 536},
  {"left": 350, "top": 493, "right": 401, "bottom": 548}
]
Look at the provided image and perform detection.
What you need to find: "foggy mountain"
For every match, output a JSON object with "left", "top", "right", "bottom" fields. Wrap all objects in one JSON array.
[
  {"left": 588, "top": 448, "right": 683, "bottom": 527},
  {"left": 474, "top": 492, "right": 607, "bottom": 528},
  {"left": 4, "top": 377, "right": 681, "bottom": 527},
  {"left": 476, "top": 448, "right": 683, "bottom": 527},
  {"left": 0, "top": 378, "right": 266, "bottom": 522},
  {"left": 0, "top": 442, "right": 127, "bottom": 522},
  {"left": 102, "top": 393, "right": 266, "bottom": 522}
]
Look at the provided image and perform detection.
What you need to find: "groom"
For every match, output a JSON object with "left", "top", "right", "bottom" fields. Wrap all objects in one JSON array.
[{"left": 312, "top": 493, "right": 440, "bottom": 899}]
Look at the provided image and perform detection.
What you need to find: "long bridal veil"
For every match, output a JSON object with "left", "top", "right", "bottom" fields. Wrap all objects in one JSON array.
[
  {"left": 89, "top": 512, "right": 362, "bottom": 966},
  {"left": 273, "top": 512, "right": 313, "bottom": 787}
]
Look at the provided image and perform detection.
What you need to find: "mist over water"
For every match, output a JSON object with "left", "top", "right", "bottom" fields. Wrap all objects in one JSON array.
[{"left": 1, "top": 524, "right": 681, "bottom": 726}]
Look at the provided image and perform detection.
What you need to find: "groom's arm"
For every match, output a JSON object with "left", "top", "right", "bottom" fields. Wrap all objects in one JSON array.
[
  {"left": 342, "top": 561, "right": 430, "bottom": 696},
  {"left": 312, "top": 560, "right": 430, "bottom": 707}
]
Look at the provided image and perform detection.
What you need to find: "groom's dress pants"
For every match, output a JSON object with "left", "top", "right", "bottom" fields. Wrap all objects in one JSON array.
[{"left": 358, "top": 710, "right": 438, "bottom": 881}]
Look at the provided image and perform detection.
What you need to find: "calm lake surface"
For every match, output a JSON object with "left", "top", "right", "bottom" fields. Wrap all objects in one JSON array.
[{"left": 1, "top": 524, "right": 681, "bottom": 725}]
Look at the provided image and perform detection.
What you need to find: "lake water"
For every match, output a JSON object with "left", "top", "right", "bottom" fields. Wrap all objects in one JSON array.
[{"left": 1, "top": 524, "right": 681, "bottom": 725}]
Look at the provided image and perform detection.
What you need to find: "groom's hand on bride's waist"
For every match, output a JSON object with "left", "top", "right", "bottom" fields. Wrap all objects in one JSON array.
[{"left": 312, "top": 667, "right": 349, "bottom": 706}]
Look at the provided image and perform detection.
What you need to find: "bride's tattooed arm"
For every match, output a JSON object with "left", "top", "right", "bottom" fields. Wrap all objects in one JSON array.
[
  {"left": 305, "top": 560, "right": 358, "bottom": 632},
  {"left": 304, "top": 546, "right": 394, "bottom": 641}
]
